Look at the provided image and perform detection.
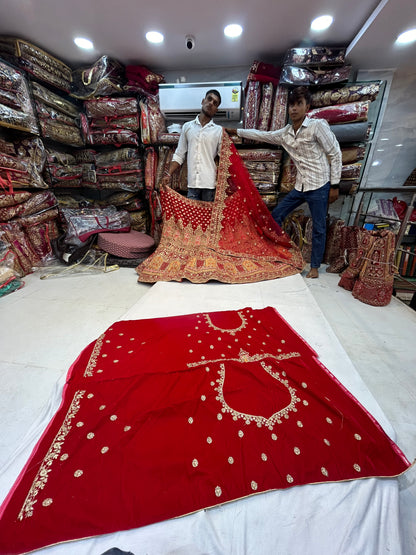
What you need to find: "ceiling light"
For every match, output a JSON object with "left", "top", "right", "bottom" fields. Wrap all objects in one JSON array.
[
  {"left": 310, "top": 15, "right": 333, "bottom": 32},
  {"left": 224, "top": 24, "right": 243, "bottom": 38},
  {"left": 146, "top": 31, "right": 164, "bottom": 44},
  {"left": 74, "top": 37, "right": 94, "bottom": 50},
  {"left": 396, "top": 28, "right": 416, "bottom": 44}
]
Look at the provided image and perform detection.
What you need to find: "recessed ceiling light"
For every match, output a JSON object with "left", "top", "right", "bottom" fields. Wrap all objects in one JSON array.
[
  {"left": 224, "top": 24, "right": 243, "bottom": 38},
  {"left": 396, "top": 28, "right": 416, "bottom": 45},
  {"left": 310, "top": 15, "right": 333, "bottom": 32},
  {"left": 74, "top": 37, "right": 94, "bottom": 50},
  {"left": 146, "top": 31, "right": 164, "bottom": 44}
]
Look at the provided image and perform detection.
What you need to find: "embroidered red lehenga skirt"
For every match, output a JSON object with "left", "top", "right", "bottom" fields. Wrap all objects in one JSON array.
[
  {"left": 0, "top": 307, "right": 411, "bottom": 554},
  {"left": 136, "top": 132, "right": 304, "bottom": 283}
]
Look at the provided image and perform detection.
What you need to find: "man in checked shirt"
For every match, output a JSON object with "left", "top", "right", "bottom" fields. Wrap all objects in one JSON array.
[{"left": 226, "top": 86, "right": 342, "bottom": 278}]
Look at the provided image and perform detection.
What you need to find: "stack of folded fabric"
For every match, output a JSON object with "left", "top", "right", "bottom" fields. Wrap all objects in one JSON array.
[
  {"left": 280, "top": 47, "right": 350, "bottom": 86},
  {"left": 43, "top": 147, "right": 84, "bottom": 189},
  {"left": 83, "top": 97, "right": 140, "bottom": 146},
  {"left": 31, "top": 82, "right": 84, "bottom": 147},
  {"left": 0, "top": 132, "right": 47, "bottom": 191},
  {"left": 97, "top": 229, "right": 155, "bottom": 266},
  {"left": 239, "top": 148, "right": 282, "bottom": 209},
  {"left": 0, "top": 37, "right": 72, "bottom": 92},
  {"left": 0, "top": 59, "right": 39, "bottom": 134},
  {"left": 93, "top": 147, "right": 144, "bottom": 192}
]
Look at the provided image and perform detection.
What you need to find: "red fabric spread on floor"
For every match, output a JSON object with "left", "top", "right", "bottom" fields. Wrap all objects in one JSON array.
[
  {"left": 0, "top": 307, "right": 410, "bottom": 554},
  {"left": 136, "top": 131, "right": 305, "bottom": 283}
]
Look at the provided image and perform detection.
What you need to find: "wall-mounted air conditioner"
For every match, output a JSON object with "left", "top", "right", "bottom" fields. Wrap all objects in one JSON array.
[{"left": 159, "top": 82, "right": 242, "bottom": 121}]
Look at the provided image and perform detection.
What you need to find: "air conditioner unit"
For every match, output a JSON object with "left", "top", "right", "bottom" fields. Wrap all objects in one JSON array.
[{"left": 159, "top": 82, "right": 242, "bottom": 121}]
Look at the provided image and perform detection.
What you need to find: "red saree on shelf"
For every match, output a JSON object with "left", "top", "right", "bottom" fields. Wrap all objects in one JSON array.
[
  {"left": 0, "top": 307, "right": 411, "bottom": 555},
  {"left": 136, "top": 131, "right": 304, "bottom": 283}
]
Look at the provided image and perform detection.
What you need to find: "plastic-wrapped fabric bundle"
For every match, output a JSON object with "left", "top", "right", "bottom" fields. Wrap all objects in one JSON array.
[
  {"left": 269, "top": 85, "right": 288, "bottom": 131},
  {"left": 0, "top": 60, "right": 39, "bottom": 134},
  {"left": 60, "top": 206, "right": 131, "bottom": 246},
  {"left": 307, "top": 101, "right": 370, "bottom": 125},
  {"left": 84, "top": 97, "right": 138, "bottom": 119},
  {"left": 34, "top": 101, "right": 85, "bottom": 147},
  {"left": 284, "top": 47, "right": 346, "bottom": 67},
  {"left": 257, "top": 82, "right": 274, "bottom": 130},
  {"left": 71, "top": 56, "right": 125, "bottom": 99},
  {"left": 280, "top": 65, "right": 351, "bottom": 86},
  {"left": 43, "top": 147, "right": 83, "bottom": 188},
  {"left": 238, "top": 149, "right": 282, "bottom": 162},
  {"left": 341, "top": 146, "right": 366, "bottom": 164},
  {"left": 31, "top": 82, "right": 80, "bottom": 118},
  {"left": 243, "top": 81, "right": 261, "bottom": 129},
  {"left": 0, "top": 136, "right": 47, "bottom": 191},
  {"left": 139, "top": 98, "right": 167, "bottom": 145},
  {"left": 0, "top": 37, "right": 72, "bottom": 92},
  {"left": 279, "top": 154, "right": 297, "bottom": 193},
  {"left": 95, "top": 159, "right": 144, "bottom": 192},
  {"left": 310, "top": 83, "right": 381, "bottom": 108},
  {"left": 87, "top": 127, "right": 139, "bottom": 147},
  {"left": 341, "top": 163, "right": 362, "bottom": 180}
]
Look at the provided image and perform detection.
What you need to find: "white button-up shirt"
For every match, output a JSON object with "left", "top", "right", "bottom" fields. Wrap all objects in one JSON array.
[
  {"left": 172, "top": 116, "right": 223, "bottom": 190},
  {"left": 238, "top": 117, "right": 341, "bottom": 191}
]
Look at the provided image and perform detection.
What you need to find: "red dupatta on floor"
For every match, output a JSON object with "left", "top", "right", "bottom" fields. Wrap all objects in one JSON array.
[
  {"left": 0, "top": 307, "right": 411, "bottom": 554},
  {"left": 137, "top": 131, "right": 304, "bottom": 283}
]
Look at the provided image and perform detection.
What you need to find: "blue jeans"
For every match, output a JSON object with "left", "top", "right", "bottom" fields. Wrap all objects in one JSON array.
[
  {"left": 272, "top": 182, "right": 330, "bottom": 268},
  {"left": 187, "top": 188, "right": 216, "bottom": 202}
]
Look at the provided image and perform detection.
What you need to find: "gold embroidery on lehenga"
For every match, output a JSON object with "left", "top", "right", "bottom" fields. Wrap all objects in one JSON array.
[
  {"left": 187, "top": 348, "right": 301, "bottom": 368},
  {"left": 204, "top": 311, "right": 247, "bottom": 335},
  {"left": 84, "top": 333, "right": 105, "bottom": 377},
  {"left": 18, "top": 390, "right": 85, "bottom": 520},
  {"left": 213, "top": 358, "right": 300, "bottom": 428}
]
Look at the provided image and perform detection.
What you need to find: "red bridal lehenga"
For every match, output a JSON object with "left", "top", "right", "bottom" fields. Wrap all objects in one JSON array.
[
  {"left": 136, "top": 131, "right": 305, "bottom": 283},
  {"left": 0, "top": 307, "right": 411, "bottom": 554}
]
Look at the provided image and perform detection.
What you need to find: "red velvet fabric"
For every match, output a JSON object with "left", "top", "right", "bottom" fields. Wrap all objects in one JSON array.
[{"left": 0, "top": 307, "right": 410, "bottom": 554}]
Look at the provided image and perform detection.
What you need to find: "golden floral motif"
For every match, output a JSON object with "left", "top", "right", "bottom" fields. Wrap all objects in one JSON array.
[
  {"left": 354, "top": 464, "right": 361, "bottom": 472},
  {"left": 321, "top": 467, "right": 329, "bottom": 477},
  {"left": 124, "top": 426, "right": 131, "bottom": 432},
  {"left": 18, "top": 390, "right": 85, "bottom": 521},
  {"left": 238, "top": 430, "right": 244, "bottom": 438},
  {"left": 42, "top": 498, "right": 53, "bottom": 507},
  {"left": 228, "top": 457, "right": 234, "bottom": 464},
  {"left": 207, "top": 437, "right": 213, "bottom": 444},
  {"left": 188, "top": 417, "right": 194, "bottom": 424},
  {"left": 215, "top": 486, "right": 222, "bottom": 497},
  {"left": 87, "top": 432, "right": 95, "bottom": 439},
  {"left": 251, "top": 481, "right": 258, "bottom": 490},
  {"left": 60, "top": 454, "right": 68, "bottom": 461},
  {"left": 101, "top": 447, "right": 109, "bottom": 454},
  {"left": 261, "top": 453, "right": 268, "bottom": 461},
  {"left": 324, "top": 439, "right": 330, "bottom": 446},
  {"left": 286, "top": 474, "right": 294, "bottom": 483},
  {"left": 354, "top": 433, "right": 362, "bottom": 440},
  {"left": 110, "top": 415, "right": 117, "bottom": 421},
  {"left": 326, "top": 417, "right": 333, "bottom": 424},
  {"left": 192, "top": 459, "right": 199, "bottom": 467},
  {"left": 271, "top": 434, "right": 277, "bottom": 440},
  {"left": 74, "top": 470, "right": 83, "bottom": 477},
  {"left": 294, "top": 447, "right": 301, "bottom": 455}
]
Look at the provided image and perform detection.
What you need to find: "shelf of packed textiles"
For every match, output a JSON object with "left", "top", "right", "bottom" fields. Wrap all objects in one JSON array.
[
  {"left": 0, "top": 188, "right": 60, "bottom": 290},
  {"left": 0, "top": 127, "right": 49, "bottom": 192},
  {"left": 0, "top": 57, "right": 39, "bottom": 135}
]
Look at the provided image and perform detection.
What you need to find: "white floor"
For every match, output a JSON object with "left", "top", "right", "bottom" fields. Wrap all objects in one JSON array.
[{"left": 0, "top": 266, "right": 415, "bottom": 554}]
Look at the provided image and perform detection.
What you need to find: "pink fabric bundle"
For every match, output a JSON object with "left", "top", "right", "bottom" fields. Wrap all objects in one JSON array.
[{"left": 97, "top": 229, "right": 155, "bottom": 258}]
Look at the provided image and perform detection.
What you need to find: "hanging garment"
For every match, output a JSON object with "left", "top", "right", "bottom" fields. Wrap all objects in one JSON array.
[
  {"left": 0, "top": 306, "right": 410, "bottom": 555},
  {"left": 136, "top": 131, "right": 304, "bottom": 283}
]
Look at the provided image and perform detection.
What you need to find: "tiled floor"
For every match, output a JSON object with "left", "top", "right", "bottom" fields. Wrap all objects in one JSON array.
[{"left": 0, "top": 266, "right": 415, "bottom": 553}]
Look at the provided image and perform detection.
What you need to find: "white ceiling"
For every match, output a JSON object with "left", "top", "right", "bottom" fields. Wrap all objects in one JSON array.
[{"left": 0, "top": 0, "right": 415, "bottom": 73}]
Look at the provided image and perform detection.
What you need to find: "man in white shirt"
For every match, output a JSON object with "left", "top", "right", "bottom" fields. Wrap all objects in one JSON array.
[
  {"left": 161, "top": 89, "right": 223, "bottom": 202},
  {"left": 226, "top": 86, "right": 342, "bottom": 278}
]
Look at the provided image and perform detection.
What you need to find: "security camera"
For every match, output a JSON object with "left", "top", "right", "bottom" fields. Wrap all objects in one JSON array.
[{"left": 185, "top": 35, "right": 195, "bottom": 50}]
